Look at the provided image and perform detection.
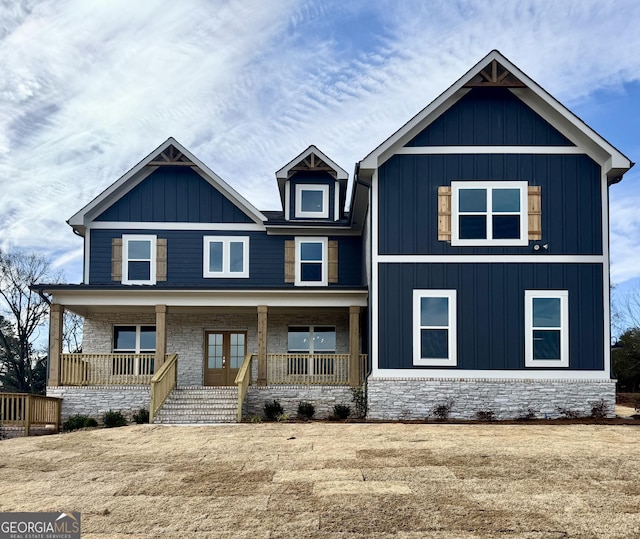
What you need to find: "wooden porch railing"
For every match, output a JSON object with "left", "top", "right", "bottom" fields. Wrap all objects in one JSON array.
[
  {"left": 234, "top": 353, "right": 254, "bottom": 422},
  {"left": 61, "top": 353, "right": 155, "bottom": 385},
  {"left": 149, "top": 353, "right": 178, "bottom": 424},
  {"left": 0, "top": 393, "right": 61, "bottom": 435},
  {"left": 267, "top": 354, "right": 368, "bottom": 385}
]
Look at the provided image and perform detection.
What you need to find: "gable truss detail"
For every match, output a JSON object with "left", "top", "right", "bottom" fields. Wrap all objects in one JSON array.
[
  {"left": 288, "top": 153, "right": 337, "bottom": 178},
  {"left": 463, "top": 60, "right": 525, "bottom": 88},
  {"left": 147, "top": 145, "right": 196, "bottom": 166}
]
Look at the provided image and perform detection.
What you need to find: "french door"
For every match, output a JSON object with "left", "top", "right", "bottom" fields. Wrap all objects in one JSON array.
[{"left": 204, "top": 331, "right": 246, "bottom": 386}]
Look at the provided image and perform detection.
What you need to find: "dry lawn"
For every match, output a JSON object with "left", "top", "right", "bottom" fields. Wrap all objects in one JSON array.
[{"left": 1, "top": 423, "right": 639, "bottom": 538}]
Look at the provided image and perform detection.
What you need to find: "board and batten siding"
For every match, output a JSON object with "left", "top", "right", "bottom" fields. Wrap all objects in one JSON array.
[
  {"left": 89, "top": 229, "right": 363, "bottom": 287},
  {"left": 404, "top": 87, "right": 574, "bottom": 147},
  {"left": 377, "top": 263, "right": 604, "bottom": 371},
  {"left": 378, "top": 153, "right": 602, "bottom": 256},
  {"left": 95, "top": 167, "right": 254, "bottom": 223}
]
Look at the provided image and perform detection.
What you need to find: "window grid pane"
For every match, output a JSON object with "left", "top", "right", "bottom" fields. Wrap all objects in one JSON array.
[
  {"left": 300, "top": 190, "right": 324, "bottom": 213},
  {"left": 209, "top": 242, "right": 223, "bottom": 272},
  {"left": 229, "top": 242, "right": 244, "bottom": 272}
]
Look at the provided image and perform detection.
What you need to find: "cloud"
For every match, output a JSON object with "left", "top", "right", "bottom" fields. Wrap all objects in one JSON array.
[{"left": 1, "top": 0, "right": 639, "bottom": 283}]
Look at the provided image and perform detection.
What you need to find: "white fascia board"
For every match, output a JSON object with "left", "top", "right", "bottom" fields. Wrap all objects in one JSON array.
[
  {"left": 369, "top": 369, "right": 611, "bottom": 380},
  {"left": 88, "top": 222, "right": 265, "bottom": 231},
  {"left": 358, "top": 50, "right": 633, "bottom": 176},
  {"left": 276, "top": 145, "right": 349, "bottom": 180},
  {"left": 68, "top": 137, "right": 267, "bottom": 230},
  {"left": 47, "top": 288, "right": 368, "bottom": 308}
]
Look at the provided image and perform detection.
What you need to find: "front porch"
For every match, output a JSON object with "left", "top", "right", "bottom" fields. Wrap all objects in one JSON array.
[{"left": 46, "top": 296, "right": 368, "bottom": 423}]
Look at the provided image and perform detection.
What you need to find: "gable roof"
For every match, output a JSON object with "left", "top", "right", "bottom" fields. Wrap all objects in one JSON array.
[
  {"left": 68, "top": 137, "right": 267, "bottom": 235},
  {"left": 358, "top": 50, "right": 633, "bottom": 183},
  {"left": 275, "top": 145, "right": 349, "bottom": 209}
]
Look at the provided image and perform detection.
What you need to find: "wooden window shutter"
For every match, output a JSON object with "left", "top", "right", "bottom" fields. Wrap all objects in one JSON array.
[
  {"left": 438, "top": 186, "right": 452, "bottom": 241},
  {"left": 528, "top": 186, "right": 542, "bottom": 241},
  {"left": 111, "top": 238, "right": 122, "bottom": 281},
  {"left": 156, "top": 238, "right": 167, "bottom": 282},
  {"left": 284, "top": 240, "right": 295, "bottom": 283},
  {"left": 328, "top": 240, "right": 338, "bottom": 283}
]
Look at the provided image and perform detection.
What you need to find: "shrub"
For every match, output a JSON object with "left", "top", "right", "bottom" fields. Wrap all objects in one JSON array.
[
  {"left": 277, "top": 412, "right": 291, "bottom": 422},
  {"left": 556, "top": 406, "right": 581, "bottom": 419},
  {"left": 475, "top": 410, "right": 496, "bottom": 422},
  {"left": 249, "top": 415, "right": 262, "bottom": 423},
  {"left": 263, "top": 400, "right": 284, "bottom": 421},
  {"left": 332, "top": 404, "right": 351, "bottom": 420},
  {"left": 432, "top": 400, "right": 454, "bottom": 421},
  {"left": 103, "top": 410, "right": 128, "bottom": 428},
  {"left": 350, "top": 385, "right": 368, "bottom": 419},
  {"left": 590, "top": 399, "right": 609, "bottom": 419},
  {"left": 297, "top": 401, "right": 315, "bottom": 420},
  {"left": 132, "top": 408, "right": 149, "bottom": 424},
  {"left": 516, "top": 407, "right": 539, "bottom": 421},
  {"left": 63, "top": 414, "right": 98, "bottom": 432}
]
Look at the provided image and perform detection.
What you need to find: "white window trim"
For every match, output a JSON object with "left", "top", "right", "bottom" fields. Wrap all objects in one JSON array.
[
  {"left": 203, "top": 236, "right": 250, "bottom": 278},
  {"left": 295, "top": 236, "right": 328, "bottom": 287},
  {"left": 413, "top": 290, "right": 457, "bottom": 367},
  {"left": 451, "top": 180, "right": 528, "bottom": 247},
  {"left": 295, "top": 184, "right": 329, "bottom": 218},
  {"left": 122, "top": 234, "right": 156, "bottom": 285},
  {"left": 525, "top": 290, "right": 569, "bottom": 368},
  {"left": 113, "top": 324, "right": 157, "bottom": 353}
]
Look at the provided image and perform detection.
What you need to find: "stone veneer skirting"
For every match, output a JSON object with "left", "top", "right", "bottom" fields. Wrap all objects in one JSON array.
[
  {"left": 244, "top": 385, "right": 354, "bottom": 419},
  {"left": 367, "top": 377, "right": 616, "bottom": 420},
  {"left": 46, "top": 386, "right": 150, "bottom": 423}
]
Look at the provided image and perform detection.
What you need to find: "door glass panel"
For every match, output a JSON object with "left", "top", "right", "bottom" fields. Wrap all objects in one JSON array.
[
  {"left": 288, "top": 327, "right": 310, "bottom": 352},
  {"left": 229, "top": 333, "right": 245, "bottom": 369},
  {"left": 207, "top": 333, "right": 223, "bottom": 369},
  {"left": 114, "top": 326, "right": 136, "bottom": 351},
  {"left": 313, "top": 327, "right": 336, "bottom": 352},
  {"left": 139, "top": 326, "right": 156, "bottom": 351}
]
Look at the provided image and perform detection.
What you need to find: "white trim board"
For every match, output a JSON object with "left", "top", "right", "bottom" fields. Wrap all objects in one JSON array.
[
  {"left": 369, "top": 369, "right": 611, "bottom": 380},
  {"left": 377, "top": 255, "right": 605, "bottom": 263}
]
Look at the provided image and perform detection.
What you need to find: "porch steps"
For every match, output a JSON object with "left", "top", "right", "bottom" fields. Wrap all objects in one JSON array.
[{"left": 153, "top": 386, "right": 238, "bottom": 424}]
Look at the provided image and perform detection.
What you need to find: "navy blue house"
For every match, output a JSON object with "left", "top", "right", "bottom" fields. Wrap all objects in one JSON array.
[{"left": 39, "top": 51, "right": 632, "bottom": 421}]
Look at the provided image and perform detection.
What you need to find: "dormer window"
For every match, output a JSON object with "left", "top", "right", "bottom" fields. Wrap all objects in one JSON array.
[{"left": 295, "top": 184, "right": 329, "bottom": 219}]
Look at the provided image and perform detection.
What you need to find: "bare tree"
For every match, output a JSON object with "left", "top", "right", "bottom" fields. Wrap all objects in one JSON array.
[
  {"left": 611, "top": 284, "right": 640, "bottom": 338},
  {"left": 0, "top": 250, "right": 63, "bottom": 393},
  {"left": 63, "top": 311, "right": 83, "bottom": 353}
]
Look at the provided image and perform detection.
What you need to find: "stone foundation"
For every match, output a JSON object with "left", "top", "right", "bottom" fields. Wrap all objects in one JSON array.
[
  {"left": 244, "top": 385, "right": 354, "bottom": 419},
  {"left": 367, "top": 377, "right": 616, "bottom": 420},
  {"left": 47, "top": 386, "right": 150, "bottom": 423}
]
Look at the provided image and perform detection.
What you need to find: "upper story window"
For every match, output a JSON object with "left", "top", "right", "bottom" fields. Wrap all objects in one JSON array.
[
  {"left": 295, "top": 237, "right": 327, "bottom": 286},
  {"left": 295, "top": 184, "right": 329, "bottom": 218},
  {"left": 122, "top": 235, "right": 156, "bottom": 285},
  {"left": 525, "top": 290, "right": 569, "bottom": 367},
  {"left": 451, "top": 181, "right": 528, "bottom": 246},
  {"left": 413, "top": 290, "right": 457, "bottom": 366},
  {"left": 203, "top": 236, "right": 249, "bottom": 278}
]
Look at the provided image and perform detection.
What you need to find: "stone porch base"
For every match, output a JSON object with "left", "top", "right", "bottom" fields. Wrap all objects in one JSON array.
[
  {"left": 244, "top": 385, "right": 354, "bottom": 419},
  {"left": 47, "top": 386, "right": 150, "bottom": 423},
  {"left": 367, "top": 377, "right": 616, "bottom": 420}
]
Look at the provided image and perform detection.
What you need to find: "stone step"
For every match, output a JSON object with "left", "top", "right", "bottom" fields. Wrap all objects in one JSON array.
[{"left": 154, "top": 386, "right": 240, "bottom": 424}]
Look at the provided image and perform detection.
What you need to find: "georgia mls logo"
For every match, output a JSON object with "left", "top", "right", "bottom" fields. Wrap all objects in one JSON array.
[{"left": 0, "top": 511, "right": 81, "bottom": 539}]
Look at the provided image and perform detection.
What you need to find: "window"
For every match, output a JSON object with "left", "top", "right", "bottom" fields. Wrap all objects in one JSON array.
[
  {"left": 451, "top": 181, "right": 528, "bottom": 246},
  {"left": 525, "top": 290, "right": 569, "bottom": 367},
  {"left": 112, "top": 325, "right": 156, "bottom": 375},
  {"left": 288, "top": 326, "right": 336, "bottom": 375},
  {"left": 203, "top": 236, "right": 249, "bottom": 278},
  {"left": 413, "top": 290, "right": 457, "bottom": 366},
  {"left": 122, "top": 235, "right": 156, "bottom": 284},
  {"left": 295, "top": 184, "right": 329, "bottom": 218},
  {"left": 295, "top": 237, "right": 327, "bottom": 286}
]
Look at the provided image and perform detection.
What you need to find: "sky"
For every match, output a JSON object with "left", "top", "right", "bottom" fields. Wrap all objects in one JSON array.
[{"left": 1, "top": 0, "right": 640, "bottom": 298}]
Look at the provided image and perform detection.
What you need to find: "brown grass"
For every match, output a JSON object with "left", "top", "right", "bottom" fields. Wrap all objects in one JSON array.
[{"left": 1, "top": 423, "right": 640, "bottom": 538}]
